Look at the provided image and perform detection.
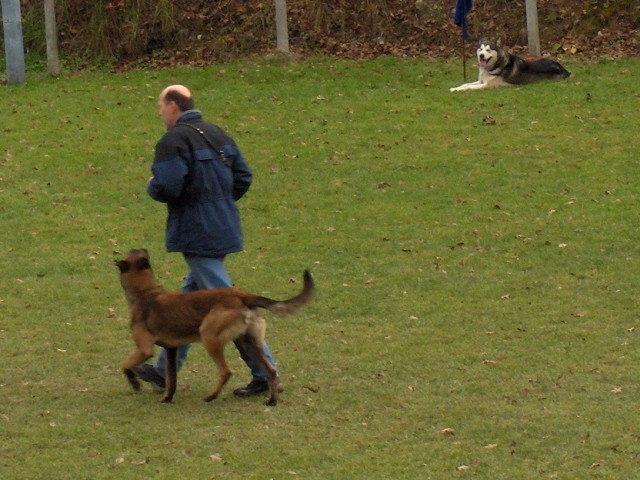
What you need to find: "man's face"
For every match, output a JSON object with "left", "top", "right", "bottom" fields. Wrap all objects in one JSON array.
[{"left": 158, "top": 96, "right": 179, "bottom": 129}]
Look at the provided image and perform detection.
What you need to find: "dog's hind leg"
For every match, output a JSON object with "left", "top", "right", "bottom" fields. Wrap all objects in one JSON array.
[
  {"left": 160, "top": 347, "right": 178, "bottom": 403},
  {"left": 243, "top": 316, "right": 279, "bottom": 406},
  {"left": 201, "top": 337, "right": 233, "bottom": 402},
  {"left": 200, "top": 309, "right": 235, "bottom": 402},
  {"left": 241, "top": 336, "right": 279, "bottom": 406}
]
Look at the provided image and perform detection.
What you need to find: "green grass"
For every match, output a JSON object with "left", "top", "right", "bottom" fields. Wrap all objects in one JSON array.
[{"left": 1, "top": 56, "right": 640, "bottom": 479}]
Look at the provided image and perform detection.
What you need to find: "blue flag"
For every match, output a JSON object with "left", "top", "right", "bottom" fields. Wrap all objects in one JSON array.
[{"left": 453, "top": 0, "right": 473, "bottom": 40}]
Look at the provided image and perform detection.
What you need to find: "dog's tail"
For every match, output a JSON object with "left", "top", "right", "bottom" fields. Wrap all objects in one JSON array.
[{"left": 246, "top": 270, "right": 314, "bottom": 316}]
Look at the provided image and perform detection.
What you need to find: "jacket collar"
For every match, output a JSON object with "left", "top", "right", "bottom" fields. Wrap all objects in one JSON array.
[{"left": 176, "top": 110, "right": 203, "bottom": 124}]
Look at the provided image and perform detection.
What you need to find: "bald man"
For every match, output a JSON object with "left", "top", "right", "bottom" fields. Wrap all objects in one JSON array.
[{"left": 132, "top": 85, "right": 282, "bottom": 399}]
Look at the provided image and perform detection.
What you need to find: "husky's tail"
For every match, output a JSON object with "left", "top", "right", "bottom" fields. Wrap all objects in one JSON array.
[{"left": 246, "top": 270, "right": 314, "bottom": 316}]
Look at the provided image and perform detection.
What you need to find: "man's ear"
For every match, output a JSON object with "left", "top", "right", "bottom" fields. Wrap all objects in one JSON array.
[{"left": 115, "top": 260, "right": 130, "bottom": 273}]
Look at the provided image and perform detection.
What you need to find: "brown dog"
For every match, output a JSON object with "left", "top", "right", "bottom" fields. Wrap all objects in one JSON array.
[{"left": 115, "top": 248, "right": 314, "bottom": 406}]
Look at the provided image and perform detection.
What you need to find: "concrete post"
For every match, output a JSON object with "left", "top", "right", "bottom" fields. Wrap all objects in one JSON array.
[
  {"left": 2, "top": 0, "right": 26, "bottom": 84},
  {"left": 44, "top": 0, "right": 60, "bottom": 76},
  {"left": 275, "top": 0, "right": 289, "bottom": 54},
  {"left": 525, "top": 0, "right": 541, "bottom": 56}
]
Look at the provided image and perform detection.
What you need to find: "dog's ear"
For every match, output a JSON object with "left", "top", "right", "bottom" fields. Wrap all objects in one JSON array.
[
  {"left": 134, "top": 257, "right": 151, "bottom": 271},
  {"left": 115, "top": 260, "right": 130, "bottom": 273}
]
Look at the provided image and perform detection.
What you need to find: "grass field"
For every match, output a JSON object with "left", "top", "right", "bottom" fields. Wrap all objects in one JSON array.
[{"left": 1, "top": 55, "right": 640, "bottom": 479}]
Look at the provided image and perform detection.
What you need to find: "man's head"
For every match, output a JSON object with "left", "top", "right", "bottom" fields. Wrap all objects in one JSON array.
[{"left": 158, "top": 85, "right": 194, "bottom": 128}]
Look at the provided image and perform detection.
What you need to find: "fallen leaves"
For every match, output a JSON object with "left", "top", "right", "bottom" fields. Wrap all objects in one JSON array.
[{"left": 482, "top": 115, "right": 496, "bottom": 126}]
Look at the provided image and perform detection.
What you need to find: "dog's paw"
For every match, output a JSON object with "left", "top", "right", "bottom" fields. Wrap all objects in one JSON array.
[
  {"left": 124, "top": 370, "right": 141, "bottom": 391},
  {"left": 203, "top": 393, "right": 218, "bottom": 402},
  {"left": 265, "top": 397, "right": 277, "bottom": 407},
  {"left": 159, "top": 395, "right": 174, "bottom": 403}
]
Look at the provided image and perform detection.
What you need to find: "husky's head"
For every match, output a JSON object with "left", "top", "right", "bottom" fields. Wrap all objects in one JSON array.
[{"left": 476, "top": 40, "right": 500, "bottom": 70}]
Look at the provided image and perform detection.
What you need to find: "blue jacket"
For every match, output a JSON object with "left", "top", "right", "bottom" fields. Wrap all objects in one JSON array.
[{"left": 147, "top": 110, "right": 252, "bottom": 257}]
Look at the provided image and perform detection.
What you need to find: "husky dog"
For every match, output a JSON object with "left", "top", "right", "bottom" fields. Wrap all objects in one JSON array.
[{"left": 450, "top": 39, "right": 570, "bottom": 92}]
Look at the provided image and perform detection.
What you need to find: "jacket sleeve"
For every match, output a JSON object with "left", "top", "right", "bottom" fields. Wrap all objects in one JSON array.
[
  {"left": 147, "top": 137, "right": 189, "bottom": 203},
  {"left": 225, "top": 145, "right": 252, "bottom": 201}
]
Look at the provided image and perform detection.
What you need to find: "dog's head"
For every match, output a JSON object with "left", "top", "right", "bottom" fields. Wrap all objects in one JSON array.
[
  {"left": 476, "top": 40, "right": 500, "bottom": 70},
  {"left": 115, "top": 249, "right": 155, "bottom": 297},
  {"left": 115, "top": 248, "right": 151, "bottom": 274}
]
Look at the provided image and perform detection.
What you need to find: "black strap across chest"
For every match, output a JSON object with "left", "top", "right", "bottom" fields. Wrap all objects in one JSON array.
[{"left": 178, "top": 123, "right": 232, "bottom": 168}]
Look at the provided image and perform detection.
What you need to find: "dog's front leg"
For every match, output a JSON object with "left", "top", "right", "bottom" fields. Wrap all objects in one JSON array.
[
  {"left": 121, "top": 325, "right": 155, "bottom": 392},
  {"left": 121, "top": 347, "right": 153, "bottom": 391},
  {"left": 161, "top": 347, "right": 178, "bottom": 403},
  {"left": 450, "top": 81, "right": 484, "bottom": 92}
]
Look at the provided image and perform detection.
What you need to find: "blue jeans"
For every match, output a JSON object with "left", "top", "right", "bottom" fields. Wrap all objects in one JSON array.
[{"left": 153, "top": 254, "right": 277, "bottom": 380}]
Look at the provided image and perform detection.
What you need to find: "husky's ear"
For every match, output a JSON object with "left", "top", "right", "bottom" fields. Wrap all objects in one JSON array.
[
  {"left": 134, "top": 257, "right": 151, "bottom": 271},
  {"left": 115, "top": 260, "right": 130, "bottom": 273}
]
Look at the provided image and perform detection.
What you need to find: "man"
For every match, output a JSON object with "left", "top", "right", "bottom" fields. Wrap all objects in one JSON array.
[{"left": 132, "top": 84, "right": 281, "bottom": 398}]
